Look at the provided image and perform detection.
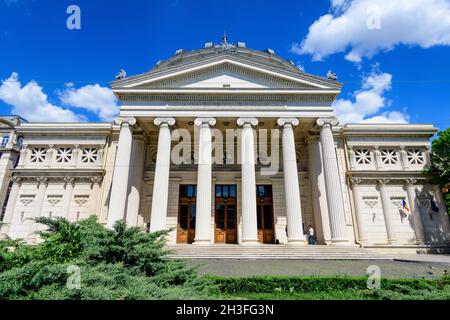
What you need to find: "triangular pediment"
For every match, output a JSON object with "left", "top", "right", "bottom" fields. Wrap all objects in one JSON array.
[
  {"left": 112, "top": 56, "right": 341, "bottom": 91},
  {"left": 134, "top": 63, "right": 318, "bottom": 89},
  {"left": 0, "top": 119, "right": 14, "bottom": 129}
]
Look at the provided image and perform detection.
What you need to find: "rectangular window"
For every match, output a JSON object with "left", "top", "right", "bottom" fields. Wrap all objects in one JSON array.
[{"left": 1, "top": 136, "right": 8, "bottom": 148}]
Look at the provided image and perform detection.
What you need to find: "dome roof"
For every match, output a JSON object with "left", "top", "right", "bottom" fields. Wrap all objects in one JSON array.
[{"left": 149, "top": 37, "right": 301, "bottom": 75}]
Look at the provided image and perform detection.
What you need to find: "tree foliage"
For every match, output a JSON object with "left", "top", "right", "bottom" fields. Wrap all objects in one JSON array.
[
  {"left": 0, "top": 217, "right": 215, "bottom": 300},
  {"left": 424, "top": 127, "right": 450, "bottom": 211}
]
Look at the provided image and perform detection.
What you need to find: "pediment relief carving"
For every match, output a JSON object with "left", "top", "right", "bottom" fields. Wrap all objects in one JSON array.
[{"left": 134, "top": 63, "right": 318, "bottom": 90}]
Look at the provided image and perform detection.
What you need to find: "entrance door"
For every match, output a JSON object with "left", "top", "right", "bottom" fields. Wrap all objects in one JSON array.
[
  {"left": 256, "top": 185, "right": 275, "bottom": 244},
  {"left": 214, "top": 185, "right": 237, "bottom": 244},
  {"left": 177, "top": 185, "right": 197, "bottom": 244}
]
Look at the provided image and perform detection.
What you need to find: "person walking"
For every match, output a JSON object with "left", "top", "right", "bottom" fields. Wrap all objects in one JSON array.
[{"left": 308, "top": 225, "right": 316, "bottom": 245}]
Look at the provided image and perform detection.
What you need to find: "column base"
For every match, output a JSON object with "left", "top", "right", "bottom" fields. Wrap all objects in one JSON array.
[
  {"left": 193, "top": 239, "right": 212, "bottom": 245},
  {"left": 287, "top": 238, "right": 306, "bottom": 245},
  {"left": 387, "top": 239, "right": 400, "bottom": 245},
  {"left": 241, "top": 240, "right": 260, "bottom": 245},
  {"left": 329, "top": 238, "right": 355, "bottom": 246}
]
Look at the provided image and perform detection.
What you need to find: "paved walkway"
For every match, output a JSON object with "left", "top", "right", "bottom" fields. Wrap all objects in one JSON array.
[
  {"left": 394, "top": 254, "right": 450, "bottom": 264},
  {"left": 188, "top": 259, "right": 450, "bottom": 278}
]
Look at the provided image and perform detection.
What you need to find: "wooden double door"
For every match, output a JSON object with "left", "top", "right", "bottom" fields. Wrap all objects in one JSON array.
[
  {"left": 256, "top": 185, "right": 275, "bottom": 244},
  {"left": 214, "top": 185, "right": 237, "bottom": 244},
  {"left": 177, "top": 185, "right": 197, "bottom": 244}
]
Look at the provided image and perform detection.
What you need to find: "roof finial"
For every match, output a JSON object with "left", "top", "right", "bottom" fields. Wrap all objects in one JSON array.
[{"left": 222, "top": 31, "right": 228, "bottom": 44}]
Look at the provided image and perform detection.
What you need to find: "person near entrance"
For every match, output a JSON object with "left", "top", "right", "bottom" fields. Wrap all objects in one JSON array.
[{"left": 308, "top": 225, "right": 316, "bottom": 245}]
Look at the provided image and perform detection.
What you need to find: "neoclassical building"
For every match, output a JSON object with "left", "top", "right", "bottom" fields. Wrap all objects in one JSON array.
[{"left": 1, "top": 39, "right": 449, "bottom": 248}]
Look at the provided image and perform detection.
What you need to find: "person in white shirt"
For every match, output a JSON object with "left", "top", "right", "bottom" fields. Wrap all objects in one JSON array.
[{"left": 308, "top": 225, "right": 316, "bottom": 245}]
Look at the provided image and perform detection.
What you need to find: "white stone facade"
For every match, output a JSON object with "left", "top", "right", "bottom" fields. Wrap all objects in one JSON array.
[{"left": 0, "top": 41, "right": 449, "bottom": 248}]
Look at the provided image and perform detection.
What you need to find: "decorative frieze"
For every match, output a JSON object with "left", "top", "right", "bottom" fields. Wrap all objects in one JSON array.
[
  {"left": 363, "top": 196, "right": 378, "bottom": 208},
  {"left": 74, "top": 195, "right": 89, "bottom": 206},
  {"left": 47, "top": 195, "right": 63, "bottom": 206},
  {"left": 19, "top": 195, "right": 35, "bottom": 206}
]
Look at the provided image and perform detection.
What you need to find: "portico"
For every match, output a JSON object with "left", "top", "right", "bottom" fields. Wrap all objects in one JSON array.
[{"left": 106, "top": 113, "right": 348, "bottom": 245}]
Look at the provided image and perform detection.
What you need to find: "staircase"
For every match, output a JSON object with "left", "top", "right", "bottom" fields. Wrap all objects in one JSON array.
[{"left": 167, "top": 244, "right": 395, "bottom": 260}]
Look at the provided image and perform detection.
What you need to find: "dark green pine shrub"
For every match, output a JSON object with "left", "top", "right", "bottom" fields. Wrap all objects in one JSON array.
[{"left": 0, "top": 216, "right": 216, "bottom": 300}]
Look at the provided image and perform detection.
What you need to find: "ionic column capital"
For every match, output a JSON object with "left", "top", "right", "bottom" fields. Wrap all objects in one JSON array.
[
  {"left": 348, "top": 176, "right": 362, "bottom": 187},
  {"left": 90, "top": 176, "right": 103, "bottom": 185},
  {"left": 115, "top": 117, "right": 137, "bottom": 127},
  {"left": 154, "top": 117, "right": 175, "bottom": 127},
  {"left": 237, "top": 117, "right": 258, "bottom": 127},
  {"left": 405, "top": 178, "right": 417, "bottom": 187},
  {"left": 377, "top": 178, "right": 390, "bottom": 187},
  {"left": 316, "top": 117, "right": 338, "bottom": 128},
  {"left": 9, "top": 176, "right": 22, "bottom": 186},
  {"left": 194, "top": 117, "right": 216, "bottom": 127},
  {"left": 36, "top": 176, "right": 48, "bottom": 186},
  {"left": 277, "top": 117, "right": 299, "bottom": 127},
  {"left": 63, "top": 176, "right": 76, "bottom": 187}
]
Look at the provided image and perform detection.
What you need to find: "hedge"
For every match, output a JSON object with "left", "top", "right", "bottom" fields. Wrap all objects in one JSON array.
[{"left": 207, "top": 275, "right": 450, "bottom": 293}]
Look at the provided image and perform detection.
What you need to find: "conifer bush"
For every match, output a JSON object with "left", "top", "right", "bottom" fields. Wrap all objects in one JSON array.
[{"left": 0, "top": 216, "right": 216, "bottom": 300}]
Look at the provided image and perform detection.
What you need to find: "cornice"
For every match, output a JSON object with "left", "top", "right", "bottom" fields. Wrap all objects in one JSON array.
[
  {"left": 115, "top": 92, "right": 337, "bottom": 102},
  {"left": 12, "top": 168, "right": 105, "bottom": 178},
  {"left": 17, "top": 123, "right": 113, "bottom": 135},
  {"left": 346, "top": 171, "right": 428, "bottom": 185},
  {"left": 342, "top": 124, "right": 438, "bottom": 137}
]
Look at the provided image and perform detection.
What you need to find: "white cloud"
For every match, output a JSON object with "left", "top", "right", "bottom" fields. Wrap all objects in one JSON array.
[
  {"left": 0, "top": 73, "right": 82, "bottom": 122},
  {"left": 333, "top": 70, "right": 409, "bottom": 124},
  {"left": 59, "top": 84, "right": 119, "bottom": 121},
  {"left": 0, "top": 72, "right": 119, "bottom": 122},
  {"left": 292, "top": 0, "right": 450, "bottom": 62}
]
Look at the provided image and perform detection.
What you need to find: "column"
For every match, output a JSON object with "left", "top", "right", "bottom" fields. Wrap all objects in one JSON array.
[
  {"left": 349, "top": 177, "right": 369, "bottom": 244},
  {"left": 433, "top": 185, "right": 450, "bottom": 242},
  {"left": 1, "top": 176, "right": 22, "bottom": 235},
  {"left": 194, "top": 118, "right": 216, "bottom": 244},
  {"left": 126, "top": 135, "right": 146, "bottom": 227},
  {"left": 62, "top": 177, "right": 75, "bottom": 219},
  {"left": 17, "top": 144, "right": 28, "bottom": 168},
  {"left": 405, "top": 178, "right": 425, "bottom": 244},
  {"left": 373, "top": 146, "right": 382, "bottom": 170},
  {"left": 89, "top": 176, "right": 103, "bottom": 219},
  {"left": 307, "top": 136, "right": 331, "bottom": 244},
  {"left": 399, "top": 145, "right": 409, "bottom": 170},
  {"left": 278, "top": 118, "right": 304, "bottom": 244},
  {"left": 29, "top": 177, "right": 48, "bottom": 239},
  {"left": 237, "top": 117, "right": 259, "bottom": 244},
  {"left": 149, "top": 117, "right": 175, "bottom": 232},
  {"left": 45, "top": 144, "right": 54, "bottom": 167},
  {"left": 107, "top": 117, "right": 136, "bottom": 228},
  {"left": 348, "top": 146, "right": 357, "bottom": 170},
  {"left": 378, "top": 179, "right": 397, "bottom": 244},
  {"left": 72, "top": 145, "right": 80, "bottom": 168},
  {"left": 316, "top": 118, "right": 348, "bottom": 244}
]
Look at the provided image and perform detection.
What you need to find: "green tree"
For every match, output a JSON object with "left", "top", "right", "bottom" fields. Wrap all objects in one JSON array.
[
  {"left": 424, "top": 127, "right": 450, "bottom": 212},
  {"left": 0, "top": 217, "right": 215, "bottom": 300}
]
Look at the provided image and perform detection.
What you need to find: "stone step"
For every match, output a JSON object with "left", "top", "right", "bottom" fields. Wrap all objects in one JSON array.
[{"left": 166, "top": 245, "right": 394, "bottom": 260}]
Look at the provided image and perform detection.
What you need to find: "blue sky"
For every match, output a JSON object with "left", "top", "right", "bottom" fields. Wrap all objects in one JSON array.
[{"left": 0, "top": 0, "right": 449, "bottom": 130}]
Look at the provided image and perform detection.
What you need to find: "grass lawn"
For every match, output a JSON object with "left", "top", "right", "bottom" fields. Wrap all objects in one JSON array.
[{"left": 209, "top": 275, "right": 450, "bottom": 300}]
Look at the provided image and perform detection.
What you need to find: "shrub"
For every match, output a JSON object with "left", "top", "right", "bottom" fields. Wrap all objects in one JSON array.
[
  {"left": 209, "top": 275, "right": 450, "bottom": 295},
  {"left": 0, "top": 217, "right": 215, "bottom": 300}
]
